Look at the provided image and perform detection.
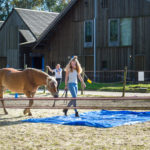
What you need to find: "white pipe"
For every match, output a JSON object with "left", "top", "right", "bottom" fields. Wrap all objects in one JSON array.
[{"left": 94, "top": 0, "right": 97, "bottom": 81}]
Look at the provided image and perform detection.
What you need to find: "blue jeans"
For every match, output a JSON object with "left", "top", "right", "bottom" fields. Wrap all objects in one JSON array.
[{"left": 68, "top": 83, "right": 78, "bottom": 112}]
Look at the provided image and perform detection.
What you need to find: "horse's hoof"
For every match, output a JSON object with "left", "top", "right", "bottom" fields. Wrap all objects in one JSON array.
[
  {"left": 23, "top": 109, "right": 27, "bottom": 115},
  {"left": 63, "top": 109, "right": 68, "bottom": 116},
  {"left": 28, "top": 112, "right": 32, "bottom": 116},
  {"left": 5, "top": 111, "right": 8, "bottom": 115}
]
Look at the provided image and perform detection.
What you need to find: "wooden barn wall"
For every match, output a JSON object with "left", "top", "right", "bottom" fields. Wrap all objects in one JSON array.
[
  {"left": 0, "top": 10, "right": 29, "bottom": 69},
  {"left": 97, "top": 47, "right": 132, "bottom": 70},
  {"left": 97, "top": 0, "right": 150, "bottom": 19},
  {"left": 96, "top": 0, "right": 150, "bottom": 71},
  {"left": 41, "top": 0, "right": 94, "bottom": 68},
  {"left": 34, "top": 0, "right": 150, "bottom": 71},
  {"left": 132, "top": 16, "right": 150, "bottom": 70}
]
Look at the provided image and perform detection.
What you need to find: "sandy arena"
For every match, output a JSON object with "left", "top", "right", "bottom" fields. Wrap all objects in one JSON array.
[{"left": 1, "top": 90, "right": 150, "bottom": 150}]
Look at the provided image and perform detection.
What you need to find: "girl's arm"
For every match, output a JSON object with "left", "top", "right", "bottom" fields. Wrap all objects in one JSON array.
[
  {"left": 46, "top": 66, "right": 53, "bottom": 73},
  {"left": 78, "top": 73, "right": 86, "bottom": 88},
  {"left": 65, "top": 70, "right": 69, "bottom": 90}
]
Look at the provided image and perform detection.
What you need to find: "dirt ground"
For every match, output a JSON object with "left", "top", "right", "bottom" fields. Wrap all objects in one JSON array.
[{"left": 1, "top": 91, "right": 150, "bottom": 150}]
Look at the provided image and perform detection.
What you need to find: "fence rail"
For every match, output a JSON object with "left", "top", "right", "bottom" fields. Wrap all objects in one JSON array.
[
  {"left": 1, "top": 96, "right": 150, "bottom": 110},
  {"left": 84, "top": 69, "right": 150, "bottom": 83},
  {"left": 1, "top": 96, "right": 150, "bottom": 101}
]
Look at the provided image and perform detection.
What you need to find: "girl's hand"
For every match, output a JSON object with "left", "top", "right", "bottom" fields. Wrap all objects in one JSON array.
[
  {"left": 65, "top": 85, "right": 68, "bottom": 90},
  {"left": 81, "top": 82, "right": 86, "bottom": 88}
]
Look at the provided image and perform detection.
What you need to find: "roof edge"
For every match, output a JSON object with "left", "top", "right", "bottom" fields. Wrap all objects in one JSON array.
[
  {"left": 34, "top": 0, "right": 78, "bottom": 48},
  {"left": 15, "top": 9, "right": 38, "bottom": 40},
  {"left": 0, "top": 8, "right": 15, "bottom": 32},
  {"left": 14, "top": 8, "right": 59, "bottom": 15}
]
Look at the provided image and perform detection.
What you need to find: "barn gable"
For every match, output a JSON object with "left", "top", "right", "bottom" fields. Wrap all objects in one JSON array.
[
  {"left": 15, "top": 8, "right": 59, "bottom": 39},
  {"left": 0, "top": 8, "right": 59, "bottom": 69},
  {"left": 35, "top": 0, "right": 78, "bottom": 47}
]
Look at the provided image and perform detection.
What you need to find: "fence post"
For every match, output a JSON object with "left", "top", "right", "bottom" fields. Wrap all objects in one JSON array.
[
  {"left": 122, "top": 66, "right": 127, "bottom": 97},
  {"left": 81, "top": 68, "right": 85, "bottom": 95},
  {"left": 24, "top": 64, "right": 27, "bottom": 69},
  {"left": 43, "top": 67, "right": 48, "bottom": 93}
]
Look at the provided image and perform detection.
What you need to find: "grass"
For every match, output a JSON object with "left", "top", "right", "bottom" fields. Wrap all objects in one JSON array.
[
  {"left": 59, "top": 82, "right": 150, "bottom": 93},
  {"left": 4, "top": 82, "right": 150, "bottom": 95}
]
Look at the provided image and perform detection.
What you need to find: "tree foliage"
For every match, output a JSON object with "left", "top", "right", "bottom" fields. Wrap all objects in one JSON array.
[
  {"left": 0, "top": 0, "right": 12, "bottom": 21},
  {"left": 43, "top": 0, "right": 71, "bottom": 12},
  {"left": 0, "top": 0, "right": 71, "bottom": 21}
]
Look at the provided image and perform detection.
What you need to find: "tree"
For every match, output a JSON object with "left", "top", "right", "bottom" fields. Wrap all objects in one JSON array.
[
  {"left": 0, "top": 0, "right": 71, "bottom": 21},
  {"left": 11, "top": 0, "right": 43, "bottom": 9},
  {"left": 0, "top": 0, "right": 12, "bottom": 21},
  {"left": 43, "top": 0, "right": 71, "bottom": 12}
]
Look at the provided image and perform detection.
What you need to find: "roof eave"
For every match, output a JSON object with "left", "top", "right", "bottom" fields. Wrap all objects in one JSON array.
[{"left": 20, "top": 41, "right": 36, "bottom": 47}]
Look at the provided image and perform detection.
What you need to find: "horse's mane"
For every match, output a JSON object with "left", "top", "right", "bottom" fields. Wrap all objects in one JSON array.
[
  {"left": 25, "top": 68, "right": 55, "bottom": 80},
  {"left": 25, "top": 68, "right": 48, "bottom": 76}
]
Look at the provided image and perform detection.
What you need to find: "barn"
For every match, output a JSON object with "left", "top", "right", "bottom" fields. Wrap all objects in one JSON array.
[
  {"left": 0, "top": 0, "right": 150, "bottom": 81},
  {"left": 32, "top": 0, "right": 150, "bottom": 81},
  {"left": 0, "top": 8, "right": 58, "bottom": 69}
]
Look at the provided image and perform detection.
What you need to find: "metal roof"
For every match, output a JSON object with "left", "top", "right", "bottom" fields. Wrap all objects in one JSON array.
[
  {"left": 15, "top": 8, "right": 59, "bottom": 39},
  {"left": 19, "top": 29, "right": 36, "bottom": 42}
]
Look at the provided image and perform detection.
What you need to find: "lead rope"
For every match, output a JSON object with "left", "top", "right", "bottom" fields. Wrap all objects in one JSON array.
[
  {"left": 64, "top": 89, "right": 68, "bottom": 104},
  {"left": 52, "top": 89, "right": 68, "bottom": 107}
]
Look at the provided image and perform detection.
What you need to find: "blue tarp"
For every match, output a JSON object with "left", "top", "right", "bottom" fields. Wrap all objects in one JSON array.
[{"left": 22, "top": 110, "right": 150, "bottom": 128}]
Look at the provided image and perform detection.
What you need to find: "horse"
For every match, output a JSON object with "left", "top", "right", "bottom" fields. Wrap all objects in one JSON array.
[{"left": 0, "top": 68, "right": 58, "bottom": 116}]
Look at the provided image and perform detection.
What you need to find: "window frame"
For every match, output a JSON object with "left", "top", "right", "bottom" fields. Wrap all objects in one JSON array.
[
  {"left": 108, "top": 18, "right": 132, "bottom": 47},
  {"left": 84, "top": 20, "right": 93, "bottom": 48},
  {"left": 108, "top": 18, "right": 120, "bottom": 47}
]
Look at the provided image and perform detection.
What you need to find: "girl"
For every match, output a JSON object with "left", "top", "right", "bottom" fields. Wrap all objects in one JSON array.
[
  {"left": 63, "top": 56, "right": 86, "bottom": 117},
  {"left": 46, "top": 64, "right": 62, "bottom": 93}
]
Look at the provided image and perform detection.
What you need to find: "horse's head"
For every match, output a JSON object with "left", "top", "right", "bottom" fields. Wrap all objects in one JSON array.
[{"left": 46, "top": 77, "right": 58, "bottom": 97}]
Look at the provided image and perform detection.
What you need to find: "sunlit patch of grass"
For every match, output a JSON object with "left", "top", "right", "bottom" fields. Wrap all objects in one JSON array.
[{"left": 60, "top": 82, "right": 150, "bottom": 93}]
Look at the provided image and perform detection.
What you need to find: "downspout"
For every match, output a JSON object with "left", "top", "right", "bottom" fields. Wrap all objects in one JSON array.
[{"left": 94, "top": 0, "right": 97, "bottom": 81}]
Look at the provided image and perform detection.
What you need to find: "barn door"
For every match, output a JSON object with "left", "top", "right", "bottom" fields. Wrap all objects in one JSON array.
[
  {"left": 135, "top": 56, "right": 145, "bottom": 71},
  {"left": 0, "top": 57, "right": 7, "bottom": 68}
]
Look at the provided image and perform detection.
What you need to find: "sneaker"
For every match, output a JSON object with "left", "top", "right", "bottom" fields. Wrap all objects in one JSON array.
[
  {"left": 63, "top": 109, "right": 68, "bottom": 116},
  {"left": 75, "top": 112, "right": 79, "bottom": 117}
]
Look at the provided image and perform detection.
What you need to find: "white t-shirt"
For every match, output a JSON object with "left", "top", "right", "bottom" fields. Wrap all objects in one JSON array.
[
  {"left": 68, "top": 70, "right": 78, "bottom": 83},
  {"left": 53, "top": 68, "right": 62, "bottom": 79}
]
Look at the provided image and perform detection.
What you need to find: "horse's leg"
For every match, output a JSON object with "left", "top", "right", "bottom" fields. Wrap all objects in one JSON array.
[
  {"left": 0, "top": 88, "right": 8, "bottom": 114},
  {"left": 24, "top": 92, "right": 35, "bottom": 116},
  {"left": 23, "top": 91, "right": 31, "bottom": 115},
  {"left": 28, "top": 92, "right": 35, "bottom": 116}
]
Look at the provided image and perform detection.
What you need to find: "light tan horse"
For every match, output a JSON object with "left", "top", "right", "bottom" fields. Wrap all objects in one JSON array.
[{"left": 0, "top": 68, "right": 58, "bottom": 116}]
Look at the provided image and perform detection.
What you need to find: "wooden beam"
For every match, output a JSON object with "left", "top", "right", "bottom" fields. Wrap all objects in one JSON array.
[
  {"left": 1, "top": 96, "right": 150, "bottom": 101},
  {"left": 1, "top": 106, "right": 150, "bottom": 110}
]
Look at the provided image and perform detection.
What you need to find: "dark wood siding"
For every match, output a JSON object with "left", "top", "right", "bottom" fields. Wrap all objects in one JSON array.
[
  {"left": 0, "top": 10, "right": 29, "bottom": 68},
  {"left": 34, "top": 0, "right": 150, "bottom": 76}
]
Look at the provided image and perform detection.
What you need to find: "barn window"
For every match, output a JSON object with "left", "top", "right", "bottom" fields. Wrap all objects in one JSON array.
[
  {"left": 84, "top": 20, "right": 93, "bottom": 48},
  {"left": 120, "top": 18, "right": 132, "bottom": 46},
  {"left": 108, "top": 18, "right": 132, "bottom": 47},
  {"left": 108, "top": 19, "right": 120, "bottom": 46}
]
